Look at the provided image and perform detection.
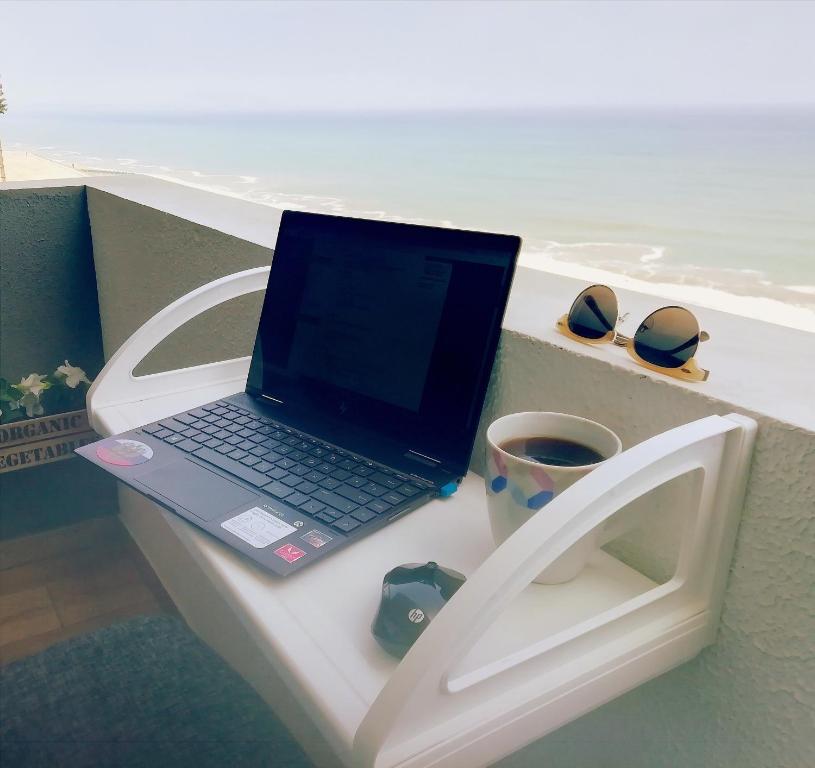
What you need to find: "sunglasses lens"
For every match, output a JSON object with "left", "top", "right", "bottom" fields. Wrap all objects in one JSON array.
[
  {"left": 633, "top": 307, "right": 700, "bottom": 369},
  {"left": 568, "top": 285, "right": 618, "bottom": 340}
]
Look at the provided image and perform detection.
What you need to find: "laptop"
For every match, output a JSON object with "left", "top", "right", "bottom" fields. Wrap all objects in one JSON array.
[{"left": 77, "top": 211, "right": 520, "bottom": 576}]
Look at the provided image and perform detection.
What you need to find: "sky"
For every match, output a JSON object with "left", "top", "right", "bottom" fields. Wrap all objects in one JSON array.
[{"left": 1, "top": 0, "right": 814, "bottom": 113}]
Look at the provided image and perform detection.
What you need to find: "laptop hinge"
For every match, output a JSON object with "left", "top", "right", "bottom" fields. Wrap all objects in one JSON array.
[
  {"left": 405, "top": 449, "right": 442, "bottom": 467},
  {"left": 261, "top": 394, "right": 284, "bottom": 404}
]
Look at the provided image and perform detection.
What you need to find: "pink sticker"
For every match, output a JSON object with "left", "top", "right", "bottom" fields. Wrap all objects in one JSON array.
[{"left": 274, "top": 543, "right": 306, "bottom": 563}]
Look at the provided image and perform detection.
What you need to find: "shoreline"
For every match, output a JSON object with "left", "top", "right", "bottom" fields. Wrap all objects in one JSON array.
[
  {"left": 0, "top": 148, "right": 86, "bottom": 181},
  {"left": 3, "top": 151, "right": 813, "bottom": 333},
  {"left": 518, "top": 251, "right": 815, "bottom": 333}
]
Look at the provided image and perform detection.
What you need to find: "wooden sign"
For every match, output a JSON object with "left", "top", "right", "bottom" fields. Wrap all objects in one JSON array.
[{"left": 0, "top": 410, "right": 97, "bottom": 474}]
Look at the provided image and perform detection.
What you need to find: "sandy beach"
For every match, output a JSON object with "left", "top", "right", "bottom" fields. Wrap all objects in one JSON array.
[{"left": 0, "top": 148, "right": 86, "bottom": 181}]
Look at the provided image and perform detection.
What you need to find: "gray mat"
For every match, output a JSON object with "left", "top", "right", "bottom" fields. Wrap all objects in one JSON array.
[{"left": 0, "top": 615, "right": 314, "bottom": 768}]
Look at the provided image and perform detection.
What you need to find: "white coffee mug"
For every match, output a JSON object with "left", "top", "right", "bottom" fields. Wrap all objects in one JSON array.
[{"left": 485, "top": 412, "right": 622, "bottom": 584}]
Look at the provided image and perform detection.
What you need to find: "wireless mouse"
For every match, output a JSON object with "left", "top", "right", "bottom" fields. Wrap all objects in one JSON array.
[{"left": 371, "top": 561, "right": 466, "bottom": 658}]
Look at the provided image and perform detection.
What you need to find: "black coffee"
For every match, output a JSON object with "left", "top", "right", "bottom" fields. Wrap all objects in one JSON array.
[{"left": 500, "top": 436, "right": 605, "bottom": 467}]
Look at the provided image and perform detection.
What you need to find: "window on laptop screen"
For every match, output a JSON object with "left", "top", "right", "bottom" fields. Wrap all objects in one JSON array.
[{"left": 247, "top": 211, "right": 519, "bottom": 474}]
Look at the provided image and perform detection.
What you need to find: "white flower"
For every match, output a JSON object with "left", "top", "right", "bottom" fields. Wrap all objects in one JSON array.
[
  {"left": 55, "top": 361, "right": 90, "bottom": 389},
  {"left": 19, "top": 392, "right": 45, "bottom": 418},
  {"left": 17, "top": 373, "right": 49, "bottom": 397}
]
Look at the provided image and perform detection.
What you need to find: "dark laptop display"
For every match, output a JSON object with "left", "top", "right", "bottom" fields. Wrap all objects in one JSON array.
[
  {"left": 78, "top": 212, "right": 520, "bottom": 576},
  {"left": 248, "top": 212, "right": 519, "bottom": 479}
]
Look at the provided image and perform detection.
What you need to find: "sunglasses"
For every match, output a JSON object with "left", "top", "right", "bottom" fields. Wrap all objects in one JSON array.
[{"left": 556, "top": 284, "right": 710, "bottom": 382}]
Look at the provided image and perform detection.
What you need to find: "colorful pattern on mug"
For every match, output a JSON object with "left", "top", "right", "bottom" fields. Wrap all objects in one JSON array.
[{"left": 488, "top": 449, "right": 556, "bottom": 510}]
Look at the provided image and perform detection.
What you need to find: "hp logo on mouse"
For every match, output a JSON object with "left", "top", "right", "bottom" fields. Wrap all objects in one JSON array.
[{"left": 408, "top": 608, "right": 425, "bottom": 624}]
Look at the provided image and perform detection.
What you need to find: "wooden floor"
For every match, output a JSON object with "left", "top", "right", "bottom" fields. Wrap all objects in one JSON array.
[{"left": 0, "top": 515, "right": 177, "bottom": 666}]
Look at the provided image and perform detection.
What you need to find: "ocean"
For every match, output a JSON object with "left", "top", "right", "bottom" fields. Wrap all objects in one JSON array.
[{"left": 3, "top": 108, "right": 814, "bottom": 324}]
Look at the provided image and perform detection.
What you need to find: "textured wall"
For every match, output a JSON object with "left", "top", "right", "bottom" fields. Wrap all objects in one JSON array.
[
  {"left": 85, "top": 188, "right": 271, "bottom": 374},
  {"left": 0, "top": 186, "right": 114, "bottom": 538},
  {"left": 0, "top": 186, "right": 105, "bottom": 378},
  {"left": 477, "top": 333, "right": 815, "bottom": 768},
  {"left": 78, "top": 187, "right": 814, "bottom": 766}
]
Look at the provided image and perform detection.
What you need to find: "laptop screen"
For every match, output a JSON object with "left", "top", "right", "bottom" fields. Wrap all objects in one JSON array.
[{"left": 247, "top": 211, "right": 519, "bottom": 476}]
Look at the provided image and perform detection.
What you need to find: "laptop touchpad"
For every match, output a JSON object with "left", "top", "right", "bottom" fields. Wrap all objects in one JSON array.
[{"left": 138, "top": 461, "right": 256, "bottom": 521}]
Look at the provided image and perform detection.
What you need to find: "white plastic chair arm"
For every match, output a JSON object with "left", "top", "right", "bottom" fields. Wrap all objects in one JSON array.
[
  {"left": 354, "top": 413, "right": 754, "bottom": 767},
  {"left": 87, "top": 267, "right": 270, "bottom": 417}
]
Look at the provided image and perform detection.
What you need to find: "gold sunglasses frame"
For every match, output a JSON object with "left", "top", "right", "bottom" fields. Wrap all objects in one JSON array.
[{"left": 556, "top": 286, "right": 710, "bottom": 382}]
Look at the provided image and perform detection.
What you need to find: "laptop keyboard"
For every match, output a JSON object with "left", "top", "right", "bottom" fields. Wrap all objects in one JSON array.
[{"left": 139, "top": 399, "right": 429, "bottom": 534}]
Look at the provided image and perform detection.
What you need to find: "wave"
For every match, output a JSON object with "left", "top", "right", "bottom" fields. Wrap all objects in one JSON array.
[{"left": 21, "top": 145, "right": 814, "bottom": 331}]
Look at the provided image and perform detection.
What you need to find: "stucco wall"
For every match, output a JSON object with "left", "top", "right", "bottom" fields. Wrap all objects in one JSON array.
[
  {"left": 0, "top": 185, "right": 115, "bottom": 537},
  {"left": 85, "top": 187, "right": 271, "bottom": 375},
  {"left": 0, "top": 186, "right": 105, "bottom": 377},
  {"left": 477, "top": 333, "right": 815, "bottom": 768},
  {"left": 14, "top": 179, "right": 810, "bottom": 766}
]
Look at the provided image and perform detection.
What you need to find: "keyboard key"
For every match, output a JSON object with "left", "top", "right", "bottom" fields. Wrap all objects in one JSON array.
[
  {"left": 370, "top": 472, "right": 401, "bottom": 489},
  {"left": 284, "top": 436, "right": 300, "bottom": 446},
  {"left": 176, "top": 439, "right": 200, "bottom": 452},
  {"left": 382, "top": 491, "right": 405, "bottom": 506},
  {"left": 302, "top": 456, "right": 321, "bottom": 468},
  {"left": 193, "top": 447, "right": 272, "bottom": 487},
  {"left": 249, "top": 445, "right": 267, "bottom": 457},
  {"left": 313, "top": 489, "right": 357, "bottom": 515},
  {"left": 286, "top": 491, "right": 310, "bottom": 507},
  {"left": 190, "top": 433, "right": 210, "bottom": 443},
  {"left": 240, "top": 455, "right": 261, "bottom": 467},
  {"left": 362, "top": 482, "right": 387, "bottom": 496},
  {"left": 315, "top": 512, "right": 336, "bottom": 525},
  {"left": 368, "top": 500, "right": 391, "bottom": 514},
  {"left": 338, "top": 459, "right": 357, "bottom": 472},
  {"left": 295, "top": 441, "right": 312, "bottom": 452},
  {"left": 215, "top": 444, "right": 234, "bottom": 454},
  {"left": 266, "top": 467, "right": 287, "bottom": 481},
  {"left": 249, "top": 433, "right": 267, "bottom": 444},
  {"left": 299, "top": 500, "right": 325, "bottom": 515},
  {"left": 397, "top": 484, "right": 423, "bottom": 497},
  {"left": 351, "top": 507, "right": 376, "bottom": 524},
  {"left": 317, "top": 463, "right": 336, "bottom": 474},
  {"left": 202, "top": 425, "right": 220, "bottom": 435},
  {"left": 352, "top": 465, "right": 374, "bottom": 477},
  {"left": 304, "top": 470, "right": 325, "bottom": 483},
  {"left": 141, "top": 423, "right": 162, "bottom": 434},
  {"left": 237, "top": 428, "right": 255, "bottom": 439},
  {"left": 189, "top": 408, "right": 209, "bottom": 419},
  {"left": 345, "top": 475, "right": 367, "bottom": 488},
  {"left": 225, "top": 435, "right": 242, "bottom": 446},
  {"left": 153, "top": 429, "right": 173, "bottom": 440},
  {"left": 165, "top": 433, "right": 185, "bottom": 444},
  {"left": 310, "top": 447, "right": 328, "bottom": 458},
  {"left": 200, "top": 403, "right": 220, "bottom": 412},
  {"left": 173, "top": 413, "right": 198, "bottom": 426},
  {"left": 228, "top": 449, "right": 248, "bottom": 461},
  {"left": 280, "top": 473, "right": 303, "bottom": 487},
  {"left": 159, "top": 419, "right": 186, "bottom": 432},
  {"left": 332, "top": 516, "right": 360, "bottom": 533},
  {"left": 336, "top": 485, "right": 373, "bottom": 505},
  {"left": 275, "top": 445, "right": 293, "bottom": 456},
  {"left": 277, "top": 458, "right": 296, "bottom": 470},
  {"left": 330, "top": 469, "right": 352, "bottom": 481},
  {"left": 214, "top": 419, "right": 232, "bottom": 429},
  {"left": 204, "top": 438, "right": 224, "bottom": 449},
  {"left": 289, "top": 464, "right": 310, "bottom": 476},
  {"left": 319, "top": 477, "right": 341, "bottom": 490},
  {"left": 213, "top": 430, "right": 231, "bottom": 440},
  {"left": 288, "top": 450, "right": 307, "bottom": 462},
  {"left": 296, "top": 481, "right": 318, "bottom": 495},
  {"left": 181, "top": 427, "right": 200, "bottom": 438},
  {"left": 263, "top": 481, "right": 292, "bottom": 499}
]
